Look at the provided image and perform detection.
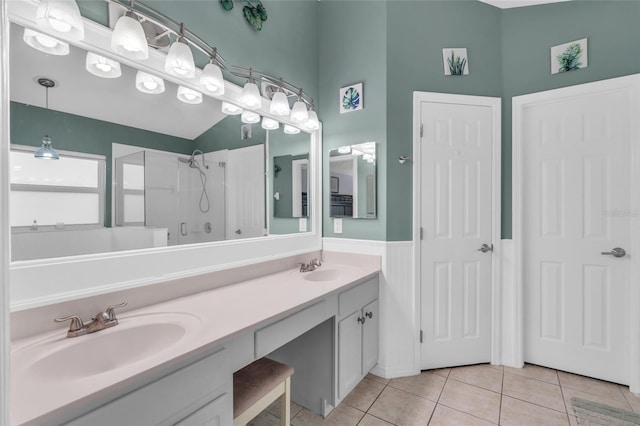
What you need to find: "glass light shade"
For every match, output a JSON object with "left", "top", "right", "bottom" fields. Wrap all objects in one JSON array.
[
  {"left": 201, "top": 63, "right": 225, "bottom": 94},
  {"left": 111, "top": 14, "right": 149, "bottom": 60},
  {"left": 338, "top": 146, "right": 351, "bottom": 154},
  {"left": 261, "top": 117, "right": 279, "bottom": 130},
  {"left": 221, "top": 102, "right": 243, "bottom": 115},
  {"left": 304, "top": 110, "right": 320, "bottom": 131},
  {"left": 290, "top": 100, "right": 308, "bottom": 123},
  {"left": 85, "top": 52, "right": 121, "bottom": 78},
  {"left": 269, "top": 91, "right": 290, "bottom": 116},
  {"left": 23, "top": 28, "right": 69, "bottom": 55},
  {"left": 283, "top": 125, "right": 300, "bottom": 135},
  {"left": 135, "top": 71, "right": 165, "bottom": 94},
  {"left": 177, "top": 86, "right": 202, "bottom": 104},
  {"left": 34, "top": 136, "right": 60, "bottom": 160},
  {"left": 241, "top": 81, "right": 262, "bottom": 108},
  {"left": 35, "top": 0, "right": 85, "bottom": 41},
  {"left": 241, "top": 110, "right": 261, "bottom": 124},
  {"left": 164, "top": 40, "right": 195, "bottom": 78}
]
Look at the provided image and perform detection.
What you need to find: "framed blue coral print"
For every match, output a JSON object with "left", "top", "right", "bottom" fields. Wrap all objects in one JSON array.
[{"left": 339, "top": 83, "right": 363, "bottom": 114}]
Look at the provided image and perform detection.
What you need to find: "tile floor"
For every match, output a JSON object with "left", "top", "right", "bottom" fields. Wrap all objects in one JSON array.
[{"left": 249, "top": 363, "right": 640, "bottom": 426}]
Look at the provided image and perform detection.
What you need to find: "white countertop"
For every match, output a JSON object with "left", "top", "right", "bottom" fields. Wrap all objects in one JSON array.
[{"left": 11, "top": 260, "right": 380, "bottom": 425}]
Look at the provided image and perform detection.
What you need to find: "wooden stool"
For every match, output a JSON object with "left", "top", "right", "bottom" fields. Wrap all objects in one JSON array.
[{"left": 233, "top": 358, "right": 295, "bottom": 426}]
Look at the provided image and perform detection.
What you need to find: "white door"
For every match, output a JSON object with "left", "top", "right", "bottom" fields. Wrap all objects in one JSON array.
[
  {"left": 522, "top": 86, "right": 631, "bottom": 384},
  {"left": 227, "top": 145, "right": 265, "bottom": 239},
  {"left": 419, "top": 98, "right": 497, "bottom": 370}
]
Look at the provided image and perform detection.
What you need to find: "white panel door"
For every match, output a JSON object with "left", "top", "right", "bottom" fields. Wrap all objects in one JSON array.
[
  {"left": 523, "top": 88, "right": 631, "bottom": 384},
  {"left": 227, "top": 145, "right": 265, "bottom": 239},
  {"left": 420, "top": 101, "right": 494, "bottom": 369}
]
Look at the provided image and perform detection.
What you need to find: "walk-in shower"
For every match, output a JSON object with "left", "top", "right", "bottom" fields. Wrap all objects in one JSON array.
[{"left": 178, "top": 149, "right": 210, "bottom": 213}]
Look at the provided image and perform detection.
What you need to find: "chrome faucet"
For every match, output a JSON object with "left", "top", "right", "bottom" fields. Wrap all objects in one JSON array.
[
  {"left": 54, "top": 302, "right": 127, "bottom": 338},
  {"left": 299, "top": 258, "right": 322, "bottom": 272}
]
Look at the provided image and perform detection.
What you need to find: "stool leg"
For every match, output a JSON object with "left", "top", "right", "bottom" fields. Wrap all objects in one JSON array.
[{"left": 280, "top": 377, "right": 291, "bottom": 426}]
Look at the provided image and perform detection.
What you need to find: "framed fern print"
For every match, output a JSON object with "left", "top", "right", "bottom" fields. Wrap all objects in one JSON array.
[
  {"left": 340, "top": 83, "right": 363, "bottom": 114},
  {"left": 442, "top": 48, "right": 469, "bottom": 76},
  {"left": 551, "top": 38, "right": 588, "bottom": 74}
]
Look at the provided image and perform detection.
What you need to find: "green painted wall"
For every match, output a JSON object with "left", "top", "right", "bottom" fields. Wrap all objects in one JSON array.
[
  {"left": 10, "top": 101, "right": 193, "bottom": 226},
  {"left": 319, "top": 0, "right": 387, "bottom": 240}
]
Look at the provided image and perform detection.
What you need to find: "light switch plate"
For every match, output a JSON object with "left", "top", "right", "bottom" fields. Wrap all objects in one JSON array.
[
  {"left": 334, "top": 218, "right": 343, "bottom": 234},
  {"left": 299, "top": 218, "right": 307, "bottom": 232}
]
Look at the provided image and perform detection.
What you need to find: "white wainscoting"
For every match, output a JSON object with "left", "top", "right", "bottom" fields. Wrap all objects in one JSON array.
[{"left": 323, "top": 238, "right": 420, "bottom": 379}]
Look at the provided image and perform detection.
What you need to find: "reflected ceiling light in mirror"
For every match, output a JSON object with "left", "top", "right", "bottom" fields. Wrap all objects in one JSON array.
[
  {"left": 34, "top": 78, "right": 60, "bottom": 160},
  {"left": 261, "top": 117, "right": 279, "bottom": 130},
  {"left": 23, "top": 28, "right": 69, "bottom": 55},
  {"left": 201, "top": 50, "right": 225, "bottom": 95},
  {"left": 338, "top": 146, "right": 351, "bottom": 154},
  {"left": 85, "top": 52, "right": 122, "bottom": 78},
  {"left": 241, "top": 110, "right": 261, "bottom": 124},
  {"left": 111, "top": 9, "right": 149, "bottom": 60},
  {"left": 283, "top": 125, "right": 300, "bottom": 135},
  {"left": 177, "top": 86, "right": 202, "bottom": 104},
  {"left": 241, "top": 69, "right": 262, "bottom": 109},
  {"left": 135, "top": 71, "right": 165, "bottom": 94},
  {"left": 304, "top": 107, "right": 320, "bottom": 131},
  {"left": 165, "top": 24, "right": 196, "bottom": 78},
  {"left": 222, "top": 101, "right": 243, "bottom": 115},
  {"left": 35, "top": 0, "right": 85, "bottom": 41}
]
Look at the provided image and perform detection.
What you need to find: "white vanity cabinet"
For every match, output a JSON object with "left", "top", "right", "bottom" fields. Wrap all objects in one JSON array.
[
  {"left": 337, "top": 277, "right": 379, "bottom": 400},
  {"left": 64, "top": 347, "right": 232, "bottom": 426}
]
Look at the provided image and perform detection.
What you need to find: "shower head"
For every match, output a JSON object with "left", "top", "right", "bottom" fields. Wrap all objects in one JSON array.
[{"left": 178, "top": 157, "right": 193, "bottom": 166}]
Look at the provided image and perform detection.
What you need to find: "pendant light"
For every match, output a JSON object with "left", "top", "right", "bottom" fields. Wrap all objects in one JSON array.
[
  {"left": 221, "top": 102, "right": 243, "bottom": 115},
  {"left": 35, "top": 0, "right": 85, "bottom": 41},
  {"left": 23, "top": 28, "right": 69, "bottom": 56},
  {"left": 177, "top": 86, "right": 202, "bottom": 104},
  {"left": 241, "top": 69, "right": 262, "bottom": 109},
  {"left": 241, "top": 110, "right": 261, "bottom": 124},
  {"left": 261, "top": 117, "right": 279, "bottom": 130},
  {"left": 34, "top": 78, "right": 60, "bottom": 160},
  {"left": 304, "top": 105, "right": 320, "bottom": 131},
  {"left": 290, "top": 90, "right": 308, "bottom": 124},
  {"left": 283, "top": 125, "right": 300, "bottom": 135},
  {"left": 165, "top": 23, "right": 195, "bottom": 78},
  {"left": 111, "top": 2, "right": 149, "bottom": 60},
  {"left": 85, "top": 52, "right": 122, "bottom": 78},
  {"left": 135, "top": 70, "right": 165, "bottom": 94},
  {"left": 201, "top": 49, "right": 225, "bottom": 95},
  {"left": 270, "top": 91, "right": 290, "bottom": 116}
]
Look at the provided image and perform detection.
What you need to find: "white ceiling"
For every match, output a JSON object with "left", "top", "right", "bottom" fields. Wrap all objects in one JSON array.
[
  {"left": 9, "top": 23, "right": 226, "bottom": 141},
  {"left": 478, "top": 0, "right": 571, "bottom": 9}
]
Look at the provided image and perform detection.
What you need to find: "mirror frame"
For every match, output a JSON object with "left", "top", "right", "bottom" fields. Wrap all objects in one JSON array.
[{"left": 4, "top": 0, "right": 322, "bottom": 311}]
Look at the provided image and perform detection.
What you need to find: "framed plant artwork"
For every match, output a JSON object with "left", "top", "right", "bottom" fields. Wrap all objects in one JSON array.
[
  {"left": 551, "top": 38, "right": 588, "bottom": 74},
  {"left": 340, "top": 83, "right": 363, "bottom": 114},
  {"left": 442, "top": 48, "right": 469, "bottom": 76}
]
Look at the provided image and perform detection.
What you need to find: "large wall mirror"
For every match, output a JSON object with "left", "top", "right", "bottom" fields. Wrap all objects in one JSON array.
[
  {"left": 6, "top": 6, "right": 320, "bottom": 309},
  {"left": 329, "top": 142, "right": 376, "bottom": 219}
]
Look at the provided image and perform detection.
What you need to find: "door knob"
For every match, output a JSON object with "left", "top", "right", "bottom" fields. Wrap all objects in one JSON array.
[
  {"left": 601, "top": 247, "right": 626, "bottom": 258},
  {"left": 235, "top": 229, "right": 242, "bottom": 235},
  {"left": 477, "top": 243, "right": 493, "bottom": 253}
]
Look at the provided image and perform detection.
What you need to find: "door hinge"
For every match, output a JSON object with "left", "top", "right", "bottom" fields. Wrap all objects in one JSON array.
[
  {"left": 420, "top": 123, "right": 423, "bottom": 138},
  {"left": 420, "top": 330, "right": 423, "bottom": 343},
  {"left": 219, "top": 162, "right": 226, "bottom": 168}
]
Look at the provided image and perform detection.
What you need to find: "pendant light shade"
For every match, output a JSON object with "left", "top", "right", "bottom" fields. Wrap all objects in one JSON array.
[
  {"left": 283, "top": 125, "right": 300, "bottom": 135},
  {"left": 23, "top": 28, "right": 69, "bottom": 56},
  {"left": 111, "top": 13, "right": 149, "bottom": 60},
  {"left": 165, "top": 39, "right": 195, "bottom": 78},
  {"left": 201, "top": 62, "right": 225, "bottom": 94},
  {"left": 304, "top": 110, "right": 320, "bottom": 131},
  {"left": 35, "top": 135, "right": 60, "bottom": 160},
  {"left": 177, "top": 86, "right": 202, "bottom": 104},
  {"left": 270, "top": 91, "right": 290, "bottom": 116},
  {"left": 135, "top": 71, "right": 165, "bottom": 94},
  {"left": 290, "top": 100, "right": 308, "bottom": 123},
  {"left": 261, "top": 117, "right": 279, "bottom": 130},
  {"left": 221, "top": 102, "right": 243, "bottom": 115},
  {"left": 241, "top": 110, "right": 261, "bottom": 124},
  {"left": 36, "top": 0, "right": 85, "bottom": 41},
  {"left": 86, "top": 52, "right": 122, "bottom": 78},
  {"left": 241, "top": 81, "right": 262, "bottom": 109}
]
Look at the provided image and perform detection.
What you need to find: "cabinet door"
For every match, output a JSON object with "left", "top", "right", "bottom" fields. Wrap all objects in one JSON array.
[
  {"left": 361, "top": 299, "right": 379, "bottom": 375},
  {"left": 338, "top": 310, "right": 362, "bottom": 399},
  {"left": 174, "top": 392, "right": 231, "bottom": 426}
]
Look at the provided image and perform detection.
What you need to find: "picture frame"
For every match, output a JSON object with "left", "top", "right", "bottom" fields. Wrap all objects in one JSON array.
[
  {"left": 442, "top": 48, "right": 469, "bottom": 76},
  {"left": 551, "top": 38, "right": 588, "bottom": 74},
  {"left": 339, "top": 83, "right": 363, "bottom": 114},
  {"left": 330, "top": 176, "right": 339, "bottom": 193}
]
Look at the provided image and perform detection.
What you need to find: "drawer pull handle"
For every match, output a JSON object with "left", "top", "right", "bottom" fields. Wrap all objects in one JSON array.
[
  {"left": 357, "top": 316, "right": 366, "bottom": 325},
  {"left": 365, "top": 311, "right": 373, "bottom": 319}
]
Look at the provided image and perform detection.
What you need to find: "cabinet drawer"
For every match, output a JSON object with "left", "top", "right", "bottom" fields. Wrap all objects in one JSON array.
[
  {"left": 174, "top": 391, "right": 231, "bottom": 426},
  {"left": 66, "top": 347, "right": 230, "bottom": 426},
  {"left": 255, "top": 300, "right": 328, "bottom": 358},
  {"left": 339, "top": 276, "right": 378, "bottom": 317}
]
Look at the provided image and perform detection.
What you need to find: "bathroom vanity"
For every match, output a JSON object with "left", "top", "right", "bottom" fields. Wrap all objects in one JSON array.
[{"left": 10, "top": 256, "right": 380, "bottom": 425}]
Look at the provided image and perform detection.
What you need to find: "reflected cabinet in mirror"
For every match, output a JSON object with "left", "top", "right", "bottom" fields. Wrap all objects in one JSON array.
[
  {"left": 8, "top": 22, "right": 311, "bottom": 262},
  {"left": 329, "top": 142, "right": 376, "bottom": 219}
]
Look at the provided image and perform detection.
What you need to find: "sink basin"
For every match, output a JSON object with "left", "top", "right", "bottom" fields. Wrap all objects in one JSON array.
[
  {"left": 13, "top": 312, "right": 201, "bottom": 382},
  {"left": 303, "top": 268, "right": 344, "bottom": 282}
]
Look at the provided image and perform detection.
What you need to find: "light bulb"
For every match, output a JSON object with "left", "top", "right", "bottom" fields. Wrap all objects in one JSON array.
[
  {"left": 221, "top": 102, "right": 243, "bottom": 115},
  {"left": 35, "top": 0, "right": 85, "bottom": 41},
  {"left": 165, "top": 40, "right": 195, "bottom": 78},
  {"left": 284, "top": 125, "right": 300, "bottom": 135},
  {"left": 85, "top": 52, "right": 121, "bottom": 78},
  {"left": 270, "top": 91, "right": 290, "bottom": 116},
  {"left": 261, "top": 117, "right": 279, "bottom": 130},
  {"left": 201, "top": 62, "right": 225, "bottom": 94},
  {"left": 111, "top": 13, "right": 149, "bottom": 60},
  {"left": 290, "top": 100, "right": 308, "bottom": 123},
  {"left": 135, "top": 71, "right": 165, "bottom": 94},
  {"left": 23, "top": 28, "right": 69, "bottom": 55},
  {"left": 241, "top": 81, "right": 262, "bottom": 108},
  {"left": 241, "top": 110, "right": 261, "bottom": 124},
  {"left": 177, "top": 86, "right": 202, "bottom": 104},
  {"left": 144, "top": 81, "right": 158, "bottom": 90}
]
